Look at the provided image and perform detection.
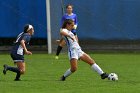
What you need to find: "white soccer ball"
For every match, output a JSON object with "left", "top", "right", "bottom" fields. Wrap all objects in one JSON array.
[{"left": 108, "top": 73, "right": 118, "bottom": 81}]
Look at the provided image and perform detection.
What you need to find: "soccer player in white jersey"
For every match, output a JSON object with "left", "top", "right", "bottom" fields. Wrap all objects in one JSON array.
[
  {"left": 60, "top": 19, "right": 109, "bottom": 81},
  {"left": 3, "top": 24, "right": 34, "bottom": 81}
]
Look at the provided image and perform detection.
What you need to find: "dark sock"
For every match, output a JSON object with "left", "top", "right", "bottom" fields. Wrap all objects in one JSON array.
[
  {"left": 56, "top": 45, "right": 63, "bottom": 56},
  {"left": 7, "top": 66, "right": 21, "bottom": 79},
  {"left": 15, "top": 72, "right": 21, "bottom": 80},
  {"left": 7, "top": 66, "right": 20, "bottom": 73}
]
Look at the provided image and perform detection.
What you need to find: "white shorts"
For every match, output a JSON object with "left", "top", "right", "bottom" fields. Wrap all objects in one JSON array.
[{"left": 68, "top": 48, "right": 84, "bottom": 60}]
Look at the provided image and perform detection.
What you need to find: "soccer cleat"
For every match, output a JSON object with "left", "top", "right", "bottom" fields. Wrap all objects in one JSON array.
[
  {"left": 60, "top": 76, "right": 66, "bottom": 81},
  {"left": 55, "top": 56, "right": 59, "bottom": 59},
  {"left": 3, "top": 64, "right": 8, "bottom": 75},
  {"left": 14, "top": 78, "right": 21, "bottom": 81},
  {"left": 101, "top": 73, "right": 109, "bottom": 79}
]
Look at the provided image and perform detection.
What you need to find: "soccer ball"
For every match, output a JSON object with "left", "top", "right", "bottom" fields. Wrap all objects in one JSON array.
[{"left": 108, "top": 73, "right": 118, "bottom": 81}]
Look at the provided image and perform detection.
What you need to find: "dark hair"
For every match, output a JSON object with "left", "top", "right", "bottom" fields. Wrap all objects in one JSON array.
[
  {"left": 62, "top": 19, "right": 74, "bottom": 28},
  {"left": 66, "top": 4, "right": 73, "bottom": 9},
  {"left": 24, "top": 24, "right": 30, "bottom": 33}
]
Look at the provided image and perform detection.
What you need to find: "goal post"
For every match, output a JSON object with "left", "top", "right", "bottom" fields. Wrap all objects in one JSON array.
[{"left": 46, "top": 0, "right": 52, "bottom": 54}]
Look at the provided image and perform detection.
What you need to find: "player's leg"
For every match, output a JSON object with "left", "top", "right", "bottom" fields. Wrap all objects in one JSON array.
[
  {"left": 16, "top": 62, "right": 25, "bottom": 74},
  {"left": 15, "top": 62, "right": 25, "bottom": 80},
  {"left": 3, "top": 62, "right": 25, "bottom": 81},
  {"left": 61, "top": 58, "right": 78, "bottom": 81},
  {"left": 3, "top": 54, "right": 25, "bottom": 81},
  {"left": 3, "top": 62, "right": 21, "bottom": 81},
  {"left": 80, "top": 53, "right": 108, "bottom": 79},
  {"left": 55, "top": 38, "right": 66, "bottom": 59}
]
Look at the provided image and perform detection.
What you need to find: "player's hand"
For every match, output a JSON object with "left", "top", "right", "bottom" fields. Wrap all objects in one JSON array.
[
  {"left": 60, "top": 28, "right": 63, "bottom": 32},
  {"left": 73, "top": 25, "right": 77, "bottom": 30},
  {"left": 25, "top": 51, "right": 32, "bottom": 55}
]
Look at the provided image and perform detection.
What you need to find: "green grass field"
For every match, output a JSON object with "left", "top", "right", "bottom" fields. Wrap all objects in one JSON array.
[{"left": 0, "top": 53, "right": 140, "bottom": 93}]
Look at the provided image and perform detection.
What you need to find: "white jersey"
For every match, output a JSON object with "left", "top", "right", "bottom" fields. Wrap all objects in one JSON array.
[
  {"left": 62, "top": 29, "right": 81, "bottom": 50},
  {"left": 62, "top": 29, "right": 84, "bottom": 60}
]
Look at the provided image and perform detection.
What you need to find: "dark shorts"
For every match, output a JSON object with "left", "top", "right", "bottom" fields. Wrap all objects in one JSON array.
[{"left": 10, "top": 53, "right": 24, "bottom": 62}]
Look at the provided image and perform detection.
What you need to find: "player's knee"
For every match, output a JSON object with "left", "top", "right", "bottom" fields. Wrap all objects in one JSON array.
[
  {"left": 59, "top": 43, "right": 65, "bottom": 47},
  {"left": 71, "top": 67, "right": 77, "bottom": 72},
  {"left": 59, "top": 41, "right": 65, "bottom": 46},
  {"left": 20, "top": 69, "right": 25, "bottom": 74},
  {"left": 89, "top": 59, "right": 95, "bottom": 66}
]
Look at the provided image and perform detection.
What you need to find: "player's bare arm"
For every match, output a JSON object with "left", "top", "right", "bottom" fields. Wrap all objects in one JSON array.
[{"left": 20, "top": 40, "right": 32, "bottom": 55}]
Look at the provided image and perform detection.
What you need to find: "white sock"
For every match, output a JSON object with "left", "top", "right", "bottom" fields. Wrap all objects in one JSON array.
[
  {"left": 64, "top": 68, "right": 72, "bottom": 77},
  {"left": 91, "top": 63, "right": 104, "bottom": 75}
]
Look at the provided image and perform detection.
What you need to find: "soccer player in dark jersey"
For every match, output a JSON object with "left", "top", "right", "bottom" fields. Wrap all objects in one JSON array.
[
  {"left": 55, "top": 4, "right": 78, "bottom": 59},
  {"left": 3, "top": 24, "right": 34, "bottom": 81}
]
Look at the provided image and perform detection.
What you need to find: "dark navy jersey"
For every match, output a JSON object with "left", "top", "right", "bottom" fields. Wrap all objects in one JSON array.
[
  {"left": 11, "top": 32, "right": 31, "bottom": 55},
  {"left": 61, "top": 13, "right": 78, "bottom": 33}
]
